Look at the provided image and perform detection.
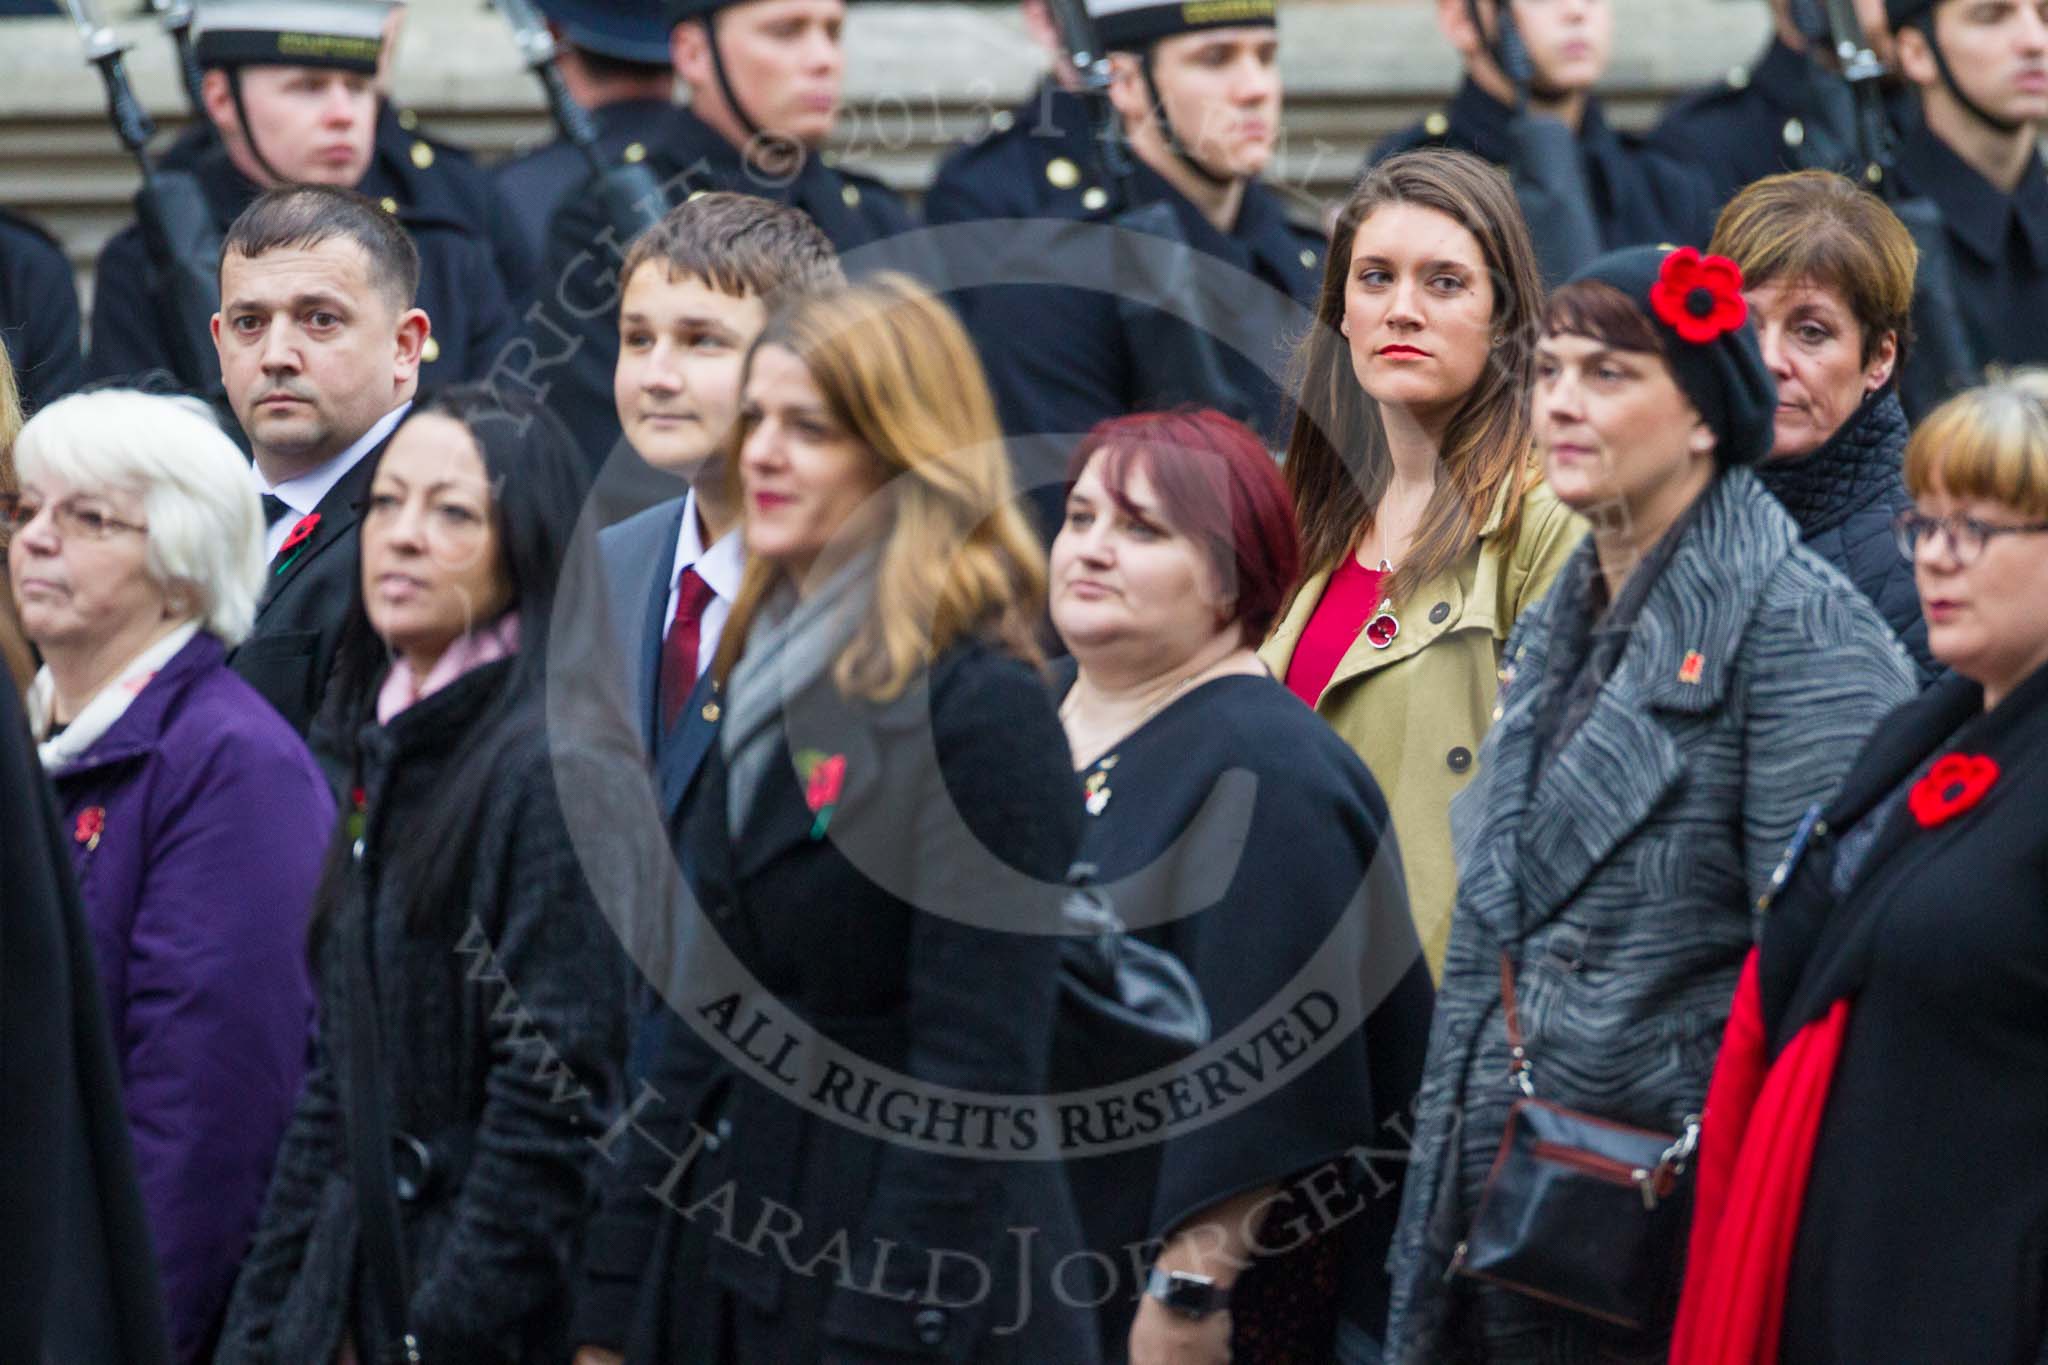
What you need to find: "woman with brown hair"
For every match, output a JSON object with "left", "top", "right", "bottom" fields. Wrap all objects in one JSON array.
[
  {"left": 1708, "top": 169, "right": 1935, "bottom": 680},
  {"left": 1261, "top": 148, "right": 1585, "bottom": 972},
  {"left": 581, "top": 274, "right": 1101, "bottom": 1364}
]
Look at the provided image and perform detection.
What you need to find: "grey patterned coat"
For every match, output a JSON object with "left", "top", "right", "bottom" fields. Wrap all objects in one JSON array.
[{"left": 1384, "top": 470, "right": 1917, "bottom": 1363}]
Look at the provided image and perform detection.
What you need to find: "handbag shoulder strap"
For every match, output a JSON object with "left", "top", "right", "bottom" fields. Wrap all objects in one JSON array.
[
  {"left": 1498, "top": 951, "right": 1536, "bottom": 1096},
  {"left": 341, "top": 883, "right": 423, "bottom": 1365}
]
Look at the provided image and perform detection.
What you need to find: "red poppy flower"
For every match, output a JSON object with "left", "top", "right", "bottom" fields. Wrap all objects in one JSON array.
[
  {"left": 1365, "top": 612, "right": 1399, "bottom": 649},
  {"left": 1649, "top": 247, "right": 1748, "bottom": 345},
  {"left": 279, "top": 513, "right": 322, "bottom": 555},
  {"left": 74, "top": 805, "right": 105, "bottom": 849},
  {"left": 805, "top": 753, "right": 846, "bottom": 814},
  {"left": 1908, "top": 752, "right": 1999, "bottom": 829}
]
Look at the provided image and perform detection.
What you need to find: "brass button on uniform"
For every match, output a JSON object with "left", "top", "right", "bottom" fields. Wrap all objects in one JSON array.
[
  {"left": 1783, "top": 117, "right": 1805, "bottom": 148},
  {"left": 1081, "top": 186, "right": 1109, "bottom": 212},
  {"left": 421, "top": 336, "right": 440, "bottom": 364},
  {"left": 1447, "top": 746, "right": 1473, "bottom": 773},
  {"left": 378, "top": 196, "right": 399, "bottom": 215},
  {"left": 687, "top": 188, "right": 709, "bottom": 202},
  {"left": 1429, "top": 601, "right": 1450, "bottom": 624},
  {"left": 1424, "top": 111, "right": 1450, "bottom": 138},
  {"left": 623, "top": 141, "right": 647, "bottom": 163},
  {"left": 398, "top": 107, "right": 418, "bottom": 131},
  {"left": 1727, "top": 65, "right": 1749, "bottom": 90},
  {"left": 1046, "top": 156, "right": 1081, "bottom": 190},
  {"left": 702, "top": 700, "right": 721, "bottom": 723},
  {"left": 841, "top": 183, "right": 862, "bottom": 209},
  {"left": 991, "top": 109, "right": 1016, "bottom": 134},
  {"left": 1300, "top": 248, "right": 1318, "bottom": 269},
  {"left": 410, "top": 139, "right": 434, "bottom": 170}
]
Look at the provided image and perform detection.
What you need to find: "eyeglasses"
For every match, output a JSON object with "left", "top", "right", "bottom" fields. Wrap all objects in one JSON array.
[
  {"left": 1892, "top": 508, "right": 2048, "bottom": 565},
  {"left": 0, "top": 491, "right": 149, "bottom": 542}
]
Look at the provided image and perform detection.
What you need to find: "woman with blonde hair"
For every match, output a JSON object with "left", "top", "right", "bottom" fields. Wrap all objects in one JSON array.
[
  {"left": 1261, "top": 148, "right": 1585, "bottom": 971},
  {"left": 1673, "top": 373, "right": 2048, "bottom": 1365},
  {"left": 580, "top": 275, "right": 1101, "bottom": 1364}
]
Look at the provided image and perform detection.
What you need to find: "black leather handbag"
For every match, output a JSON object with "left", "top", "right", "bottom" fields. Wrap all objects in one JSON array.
[
  {"left": 1050, "top": 863, "right": 1210, "bottom": 1093},
  {"left": 1449, "top": 954, "right": 1701, "bottom": 1331}
]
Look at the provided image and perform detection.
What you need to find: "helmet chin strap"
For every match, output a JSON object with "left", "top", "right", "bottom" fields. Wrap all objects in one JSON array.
[
  {"left": 1466, "top": 0, "right": 1571, "bottom": 107},
  {"left": 1915, "top": 16, "right": 2027, "bottom": 135},
  {"left": 1138, "top": 49, "right": 1240, "bottom": 190},
  {"left": 702, "top": 16, "right": 805, "bottom": 165},
  {"left": 226, "top": 66, "right": 297, "bottom": 187}
]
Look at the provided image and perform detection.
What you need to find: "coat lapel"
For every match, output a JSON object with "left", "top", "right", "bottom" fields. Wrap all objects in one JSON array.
[
  {"left": 632, "top": 500, "right": 691, "bottom": 752},
  {"left": 729, "top": 673, "right": 895, "bottom": 882},
  {"left": 257, "top": 444, "right": 380, "bottom": 612},
  {"left": 1505, "top": 471, "right": 1797, "bottom": 931},
  {"left": 658, "top": 673, "right": 722, "bottom": 822}
]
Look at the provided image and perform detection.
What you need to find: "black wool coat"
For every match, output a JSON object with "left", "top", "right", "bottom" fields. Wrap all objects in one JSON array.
[
  {"left": 1754, "top": 389, "right": 1936, "bottom": 683},
  {"left": 0, "top": 674, "right": 170, "bottom": 1365},
  {"left": 214, "top": 661, "right": 634, "bottom": 1365},
  {"left": 1760, "top": 660, "right": 2048, "bottom": 1365},
  {"left": 573, "top": 637, "right": 1103, "bottom": 1364}
]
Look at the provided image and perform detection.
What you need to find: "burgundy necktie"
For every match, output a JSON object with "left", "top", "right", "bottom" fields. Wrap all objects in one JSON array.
[{"left": 659, "top": 566, "right": 716, "bottom": 732}]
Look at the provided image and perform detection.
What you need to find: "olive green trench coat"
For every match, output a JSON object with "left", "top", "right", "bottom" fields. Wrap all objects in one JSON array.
[{"left": 1261, "top": 479, "right": 1585, "bottom": 972}]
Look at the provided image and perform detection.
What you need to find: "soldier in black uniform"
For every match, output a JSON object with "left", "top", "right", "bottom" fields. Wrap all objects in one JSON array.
[
  {"left": 0, "top": 208, "right": 83, "bottom": 415},
  {"left": 490, "top": 0, "right": 676, "bottom": 270},
  {"left": 968, "top": 0, "right": 1322, "bottom": 519},
  {"left": 1650, "top": 0, "right": 1900, "bottom": 209},
  {"left": 923, "top": 0, "right": 1111, "bottom": 224},
  {"left": 524, "top": 0, "right": 912, "bottom": 471},
  {"left": 86, "top": 0, "right": 514, "bottom": 393},
  {"left": 1884, "top": 0, "right": 2048, "bottom": 370},
  {"left": 1373, "top": 0, "right": 1715, "bottom": 253}
]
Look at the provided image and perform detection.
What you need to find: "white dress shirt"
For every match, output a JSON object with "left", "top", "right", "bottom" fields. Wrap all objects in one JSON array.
[
  {"left": 664, "top": 488, "right": 744, "bottom": 681},
  {"left": 253, "top": 401, "right": 412, "bottom": 560}
]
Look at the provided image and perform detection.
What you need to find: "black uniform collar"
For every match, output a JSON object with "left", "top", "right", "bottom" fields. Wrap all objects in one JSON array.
[
  {"left": 1121, "top": 158, "right": 1304, "bottom": 282},
  {"left": 193, "top": 145, "right": 264, "bottom": 222},
  {"left": 595, "top": 97, "right": 675, "bottom": 139},
  {"left": 1443, "top": 76, "right": 1613, "bottom": 163},
  {"left": 1897, "top": 119, "right": 2048, "bottom": 268},
  {"left": 1748, "top": 36, "right": 1824, "bottom": 115}
]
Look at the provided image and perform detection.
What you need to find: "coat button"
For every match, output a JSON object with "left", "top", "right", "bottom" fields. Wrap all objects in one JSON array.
[
  {"left": 1429, "top": 601, "right": 1450, "bottom": 624},
  {"left": 701, "top": 701, "right": 721, "bottom": 722},
  {"left": 1447, "top": 746, "right": 1472, "bottom": 773},
  {"left": 914, "top": 1307, "right": 947, "bottom": 1345},
  {"left": 352, "top": 837, "right": 365, "bottom": 861},
  {"left": 1081, "top": 187, "right": 1109, "bottom": 212}
]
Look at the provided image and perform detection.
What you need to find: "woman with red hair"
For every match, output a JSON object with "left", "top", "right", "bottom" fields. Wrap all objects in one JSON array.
[{"left": 1049, "top": 409, "right": 1436, "bottom": 1365}]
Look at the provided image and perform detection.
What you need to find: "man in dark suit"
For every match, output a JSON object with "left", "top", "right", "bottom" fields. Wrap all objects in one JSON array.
[
  {"left": 89, "top": 0, "right": 513, "bottom": 394},
  {"left": 213, "top": 184, "right": 428, "bottom": 737},
  {"left": 491, "top": 0, "right": 678, "bottom": 272},
  {"left": 524, "top": 0, "right": 912, "bottom": 473},
  {"left": 571, "top": 190, "right": 839, "bottom": 1365}
]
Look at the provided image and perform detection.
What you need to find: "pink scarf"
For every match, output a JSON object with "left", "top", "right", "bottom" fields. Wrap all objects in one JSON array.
[{"left": 375, "top": 613, "right": 521, "bottom": 724}]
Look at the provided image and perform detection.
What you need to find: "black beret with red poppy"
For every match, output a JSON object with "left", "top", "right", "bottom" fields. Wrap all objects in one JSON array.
[{"left": 1566, "top": 244, "right": 1778, "bottom": 467}]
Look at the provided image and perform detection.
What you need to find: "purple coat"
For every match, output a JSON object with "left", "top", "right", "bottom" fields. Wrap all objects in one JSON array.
[{"left": 46, "top": 631, "right": 333, "bottom": 1363}]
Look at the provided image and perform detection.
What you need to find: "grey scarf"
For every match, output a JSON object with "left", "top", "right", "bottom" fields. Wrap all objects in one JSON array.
[{"left": 720, "top": 548, "right": 879, "bottom": 837}]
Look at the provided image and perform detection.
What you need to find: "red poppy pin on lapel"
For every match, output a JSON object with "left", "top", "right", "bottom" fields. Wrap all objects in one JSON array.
[
  {"left": 275, "top": 513, "right": 321, "bottom": 574},
  {"left": 1678, "top": 650, "right": 1706, "bottom": 685},
  {"left": 1909, "top": 753, "right": 1999, "bottom": 829},
  {"left": 74, "top": 805, "right": 105, "bottom": 851},
  {"left": 799, "top": 750, "right": 847, "bottom": 839}
]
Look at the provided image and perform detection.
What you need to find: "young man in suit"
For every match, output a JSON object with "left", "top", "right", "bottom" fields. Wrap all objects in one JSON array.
[
  {"left": 596, "top": 193, "right": 842, "bottom": 816},
  {"left": 573, "top": 191, "right": 839, "bottom": 1365},
  {"left": 213, "top": 184, "right": 428, "bottom": 737}
]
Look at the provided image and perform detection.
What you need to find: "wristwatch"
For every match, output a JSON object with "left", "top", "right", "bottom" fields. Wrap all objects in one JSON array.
[{"left": 1145, "top": 1267, "right": 1232, "bottom": 1320}]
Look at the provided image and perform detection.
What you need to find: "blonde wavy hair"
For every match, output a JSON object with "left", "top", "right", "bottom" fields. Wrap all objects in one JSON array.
[{"left": 712, "top": 275, "right": 1047, "bottom": 702}]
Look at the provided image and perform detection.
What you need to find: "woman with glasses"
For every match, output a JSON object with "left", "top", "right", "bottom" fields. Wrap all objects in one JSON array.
[
  {"left": 1672, "top": 373, "right": 2048, "bottom": 1365},
  {"left": 6, "top": 390, "right": 332, "bottom": 1365}
]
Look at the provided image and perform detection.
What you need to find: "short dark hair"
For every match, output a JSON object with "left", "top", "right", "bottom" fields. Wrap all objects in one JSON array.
[
  {"left": 1067, "top": 409, "right": 1301, "bottom": 645},
  {"left": 1542, "top": 277, "right": 1661, "bottom": 355},
  {"left": 219, "top": 185, "right": 422, "bottom": 310},
  {"left": 618, "top": 191, "right": 842, "bottom": 305}
]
